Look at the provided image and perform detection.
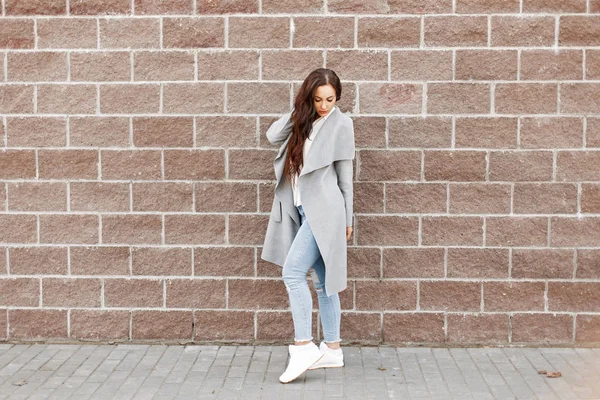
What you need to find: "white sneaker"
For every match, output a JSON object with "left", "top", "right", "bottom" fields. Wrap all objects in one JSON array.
[
  {"left": 279, "top": 342, "right": 324, "bottom": 383},
  {"left": 307, "top": 341, "right": 344, "bottom": 369}
]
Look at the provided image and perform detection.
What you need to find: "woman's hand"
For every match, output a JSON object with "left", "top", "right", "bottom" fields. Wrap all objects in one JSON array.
[{"left": 346, "top": 226, "right": 353, "bottom": 241}]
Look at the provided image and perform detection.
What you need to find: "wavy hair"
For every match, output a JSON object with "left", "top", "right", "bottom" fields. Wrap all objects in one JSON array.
[{"left": 283, "top": 68, "right": 342, "bottom": 181}]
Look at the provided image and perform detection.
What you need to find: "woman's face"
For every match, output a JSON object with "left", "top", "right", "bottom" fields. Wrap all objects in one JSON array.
[{"left": 313, "top": 84, "right": 337, "bottom": 117}]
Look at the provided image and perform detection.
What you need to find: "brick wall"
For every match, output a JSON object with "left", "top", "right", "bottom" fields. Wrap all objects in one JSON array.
[{"left": 0, "top": 0, "right": 599, "bottom": 345}]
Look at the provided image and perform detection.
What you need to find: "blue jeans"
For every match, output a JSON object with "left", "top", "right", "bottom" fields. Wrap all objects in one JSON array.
[{"left": 282, "top": 204, "right": 342, "bottom": 343}]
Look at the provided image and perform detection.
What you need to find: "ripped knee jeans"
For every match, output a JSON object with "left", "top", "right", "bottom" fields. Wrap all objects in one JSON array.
[{"left": 281, "top": 204, "right": 342, "bottom": 343}]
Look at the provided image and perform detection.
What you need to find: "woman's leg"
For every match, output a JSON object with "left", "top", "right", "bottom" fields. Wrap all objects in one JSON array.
[
  {"left": 310, "top": 255, "right": 342, "bottom": 349},
  {"left": 281, "top": 205, "right": 322, "bottom": 344}
]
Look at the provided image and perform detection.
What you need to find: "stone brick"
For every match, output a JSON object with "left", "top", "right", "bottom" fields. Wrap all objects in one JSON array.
[
  {"left": 447, "top": 314, "right": 508, "bottom": 344},
  {"left": 456, "top": 0, "right": 519, "bottom": 13},
  {"left": 512, "top": 314, "right": 573, "bottom": 343},
  {"left": 292, "top": 17, "right": 354, "bottom": 48},
  {"left": 592, "top": 0, "right": 600, "bottom": 12},
  {"left": 132, "top": 247, "right": 191, "bottom": 276},
  {"left": 38, "top": 150, "right": 98, "bottom": 180},
  {"left": 524, "top": 0, "right": 586, "bottom": 11},
  {"left": 132, "top": 311, "right": 193, "bottom": 340},
  {"left": 194, "top": 247, "right": 253, "bottom": 277},
  {"left": 40, "top": 215, "right": 99, "bottom": 244},
  {"left": 70, "top": 117, "right": 130, "bottom": 147},
  {"left": 587, "top": 50, "right": 600, "bottom": 80},
  {"left": 486, "top": 217, "right": 548, "bottom": 247},
  {"left": 557, "top": 151, "right": 600, "bottom": 181},
  {"left": 229, "top": 150, "right": 275, "bottom": 180},
  {"left": 551, "top": 217, "right": 600, "bottom": 247},
  {"left": 0, "top": 215, "right": 37, "bottom": 243},
  {"left": 341, "top": 312, "right": 382, "bottom": 342},
  {"left": 102, "top": 215, "right": 162, "bottom": 245},
  {"left": 228, "top": 279, "right": 288, "bottom": 310},
  {"left": 101, "top": 150, "right": 162, "bottom": 180},
  {"left": 389, "top": 117, "right": 451, "bottom": 148},
  {"left": 561, "top": 84, "right": 600, "bottom": 114},
  {"left": 559, "top": 16, "right": 600, "bottom": 46},
  {"left": 162, "top": 17, "right": 224, "bottom": 49},
  {"left": 164, "top": 150, "right": 225, "bottom": 180},
  {"left": 390, "top": 50, "right": 452, "bottom": 81},
  {"left": 421, "top": 281, "right": 481, "bottom": 312},
  {"left": 0, "top": 19, "right": 34, "bottom": 48},
  {"left": 0, "top": 249, "right": 5, "bottom": 275},
  {"left": 166, "top": 279, "right": 226, "bottom": 308},
  {"left": 164, "top": 83, "right": 224, "bottom": 114},
  {"left": 428, "top": 83, "right": 490, "bottom": 114},
  {"left": 0, "top": 278, "right": 39, "bottom": 306},
  {"left": 448, "top": 248, "right": 509, "bottom": 278},
  {"left": 492, "top": 16, "right": 555, "bottom": 46},
  {"left": 70, "top": 182, "right": 130, "bottom": 212},
  {"left": 577, "top": 250, "right": 600, "bottom": 279},
  {"left": 455, "top": 117, "right": 517, "bottom": 149},
  {"left": 5, "top": 0, "right": 66, "bottom": 15},
  {"left": 197, "top": 0, "right": 257, "bottom": 13},
  {"left": 521, "top": 50, "right": 583, "bottom": 80},
  {"left": 70, "top": 52, "right": 130, "bottom": 82},
  {"left": 348, "top": 247, "right": 381, "bottom": 278},
  {"left": 262, "top": 0, "right": 323, "bottom": 13},
  {"left": 70, "top": 0, "right": 131, "bottom": 15},
  {"left": 229, "top": 215, "right": 268, "bottom": 245},
  {"left": 9, "top": 310, "right": 67, "bottom": 339},
  {"left": 0, "top": 85, "right": 34, "bottom": 114},
  {"left": 194, "top": 310, "right": 254, "bottom": 341},
  {"left": 99, "top": 18, "right": 160, "bottom": 48},
  {"left": 424, "top": 16, "right": 487, "bottom": 46},
  {"left": 449, "top": 183, "right": 510, "bottom": 214},
  {"left": 359, "top": 83, "right": 422, "bottom": 114},
  {"left": 513, "top": 183, "right": 577, "bottom": 214},
  {"left": 455, "top": 50, "right": 518, "bottom": 81},
  {"left": 588, "top": 118, "right": 600, "bottom": 148},
  {"left": 132, "top": 183, "right": 192, "bottom": 212},
  {"left": 356, "top": 216, "right": 419, "bottom": 246},
  {"left": 355, "top": 182, "right": 384, "bottom": 213},
  {"left": 386, "top": 183, "right": 447, "bottom": 213},
  {"left": 134, "top": 0, "right": 193, "bottom": 14},
  {"left": 520, "top": 117, "right": 583, "bottom": 149},
  {"left": 43, "top": 278, "right": 101, "bottom": 307},
  {"left": 422, "top": 217, "right": 483, "bottom": 246},
  {"left": 261, "top": 50, "right": 322, "bottom": 81},
  {"left": 0, "top": 310, "right": 5, "bottom": 339},
  {"left": 100, "top": 84, "right": 160, "bottom": 113},
  {"left": 326, "top": 50, "right": 387, "bottom": 81},
  {"left": 489, "top": 151, "right": 553, "bottom": 182},
  {"left": 8, "top": 182, "right": 67, "bottom": 211},
  {"left": 7, "top": 117, "right": 66, "bottom": 147},
  {"left": 257, "top": 311, "right": 318, "bottom": 341},
  {"left": 70, "top": 310, "right": 130, "bottom": 340},
  {"left": 383, "top": 313, "right": 444, "bottom": 343},
  {"left": 0, "top": 150, "right": 36, "bottom": 179},
  {"left": 227, "top": 83, "right": 289, "bottom": 114},
  {"left": 195, "top": 116, "right": 255, "bottom": 147},
  {"left": 70, "top": 246, "right": 130, "bottom": 275},
  {"left": 576, "top": 315, "right": 600, "bottom": 343},
  {"left": 133, "top": 51, "right": 194, "bottom": 81},
  {"left": 359, "top": 150, "right": 420, "bottom": 181},
  {"left": 197, "top": 50, "right": 259, "bottom": 80},
  {"left": 164, "top": 215, "right": 226, "bottom": 245},
  {"left": 9, "top": 247, "right": 68, "bottom": 275},
  {"left": 484, "top": 282, "right": 545, "bottom": 312},
  {"left": 424, "top": 151, "right": 486, "bottom": 182},
  {"left": 512, "top": 249, "right": 573, "bottom": 279},
  {"left": 105, "top": 279, "right": 163, "bottom": 307},
  {"left": 37, "top": 18, "right": 97, "bottom": 49},
  {"left": 495, "top": 83, "right": 557, "bottom": 114},
  {"left": 7, "top": 52, "right": 67, "bottom": 82},
  {"left": 549, "top": 283, "right": 600, "bottom": 312},
  {"left": 355, "top": 281, "right": 416, "bottom": 311},
  {"left": 358, "top": 17, "right": 420, "bottom": 47},
  {"left": 383, "top": 248, "right": 444, "bottom": 278},
  {"left": 195, "top": 182, "right": 256, "bottom": 212},
  {"left": 229, "top": 17, "right": 288, "bottom": 48}
]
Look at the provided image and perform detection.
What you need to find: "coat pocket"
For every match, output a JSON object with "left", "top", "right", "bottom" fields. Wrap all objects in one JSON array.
[{"left": 273, "top": 199, "right": 282, "bottom": 222}]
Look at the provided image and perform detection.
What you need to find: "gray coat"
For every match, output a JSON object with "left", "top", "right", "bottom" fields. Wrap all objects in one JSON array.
[{"left": 260, "top": 108, "right": 355, "bottom": 295}]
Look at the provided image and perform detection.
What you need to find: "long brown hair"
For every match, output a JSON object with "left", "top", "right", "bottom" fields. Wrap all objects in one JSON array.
[{"left": 283, "top": 68, "right": 342, "bottom": 181}]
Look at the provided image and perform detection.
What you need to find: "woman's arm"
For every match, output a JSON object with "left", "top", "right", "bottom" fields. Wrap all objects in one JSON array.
[
  {"left": 334, "top": 158, "right": 354, "bottom": 228},
  {"left": 266, "top": 111, "right": 293, "bottom": 146}
]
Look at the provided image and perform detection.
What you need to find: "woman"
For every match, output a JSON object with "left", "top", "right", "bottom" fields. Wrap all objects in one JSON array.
[{"left": 260, "top": 68, "right": 356, "bottom": 384}]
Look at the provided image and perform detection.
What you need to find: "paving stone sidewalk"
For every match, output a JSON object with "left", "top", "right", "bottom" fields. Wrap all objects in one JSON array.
[{"left": 0, "top": 343, "right": 599, "bottom": 400}]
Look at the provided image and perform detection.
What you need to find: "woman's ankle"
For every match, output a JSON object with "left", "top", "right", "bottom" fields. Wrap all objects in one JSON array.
[
  {"left": 325, "top": 341, "right": 341, "bottom": 350},
  {"left": 294, "top": 340, "right": 313, "bottom": 346}
]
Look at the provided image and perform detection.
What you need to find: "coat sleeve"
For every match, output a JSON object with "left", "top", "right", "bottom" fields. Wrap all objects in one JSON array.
[
  {"left": 266, "top": 111, "right": 293, "bottom": 146},
  {"left": 334, "top": 158, "right": 354, "bottom": 227}
]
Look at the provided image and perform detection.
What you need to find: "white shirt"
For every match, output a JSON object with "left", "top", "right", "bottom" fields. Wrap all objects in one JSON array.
[{"left": 292, "top": 106, "right": 338, "bottom": 207}]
